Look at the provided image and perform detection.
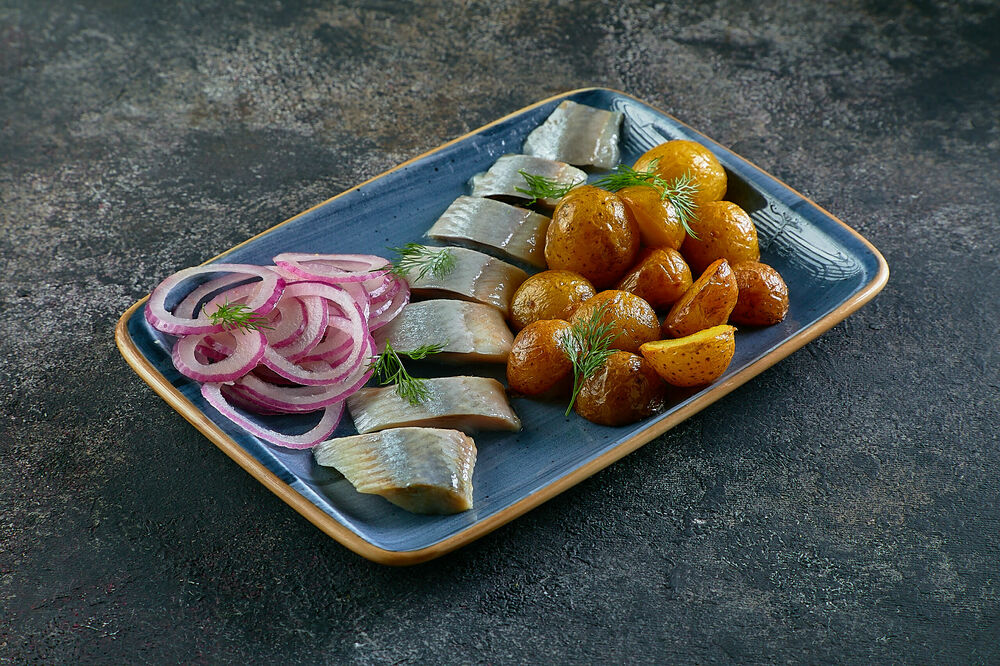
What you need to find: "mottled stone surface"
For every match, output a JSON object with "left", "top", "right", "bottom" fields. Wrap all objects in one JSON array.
[{"left": 2, "top": 0, "right": 998, "bottom": 662}]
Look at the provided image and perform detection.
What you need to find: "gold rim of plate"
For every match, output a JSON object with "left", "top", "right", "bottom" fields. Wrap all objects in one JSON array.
[{"left": 114, "top": 87, "right": 890, "bottom": 566}]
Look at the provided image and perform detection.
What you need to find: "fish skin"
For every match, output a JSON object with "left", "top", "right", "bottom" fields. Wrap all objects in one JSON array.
[
  {"left": 406, "top": 245, "right": 528, "bottom": 317},
  {"left": 426, "top": 196, "right": 551, "bottom": 269},
  {"left": 313, "top": 427, "right": 477, "bottom": 514},
  {"left": 347, "top": 376, "right": 522, "bottom": 434},
  {"left": 469, "top": 154, "right": 587, "bottom": 208},
  {"left": 523, "top": 100, "right": 624, "bottom": 170},
  {"left": 374, "top": 299, "right": 514, "bottom": 364}
]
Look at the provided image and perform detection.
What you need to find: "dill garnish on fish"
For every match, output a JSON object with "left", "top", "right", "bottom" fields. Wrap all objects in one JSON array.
[
  {"left": 368, "top": 341, "right": 446, "bottom": 405},
  {"left": 388, "top": 244, "right": 457, "bottom": 282}
]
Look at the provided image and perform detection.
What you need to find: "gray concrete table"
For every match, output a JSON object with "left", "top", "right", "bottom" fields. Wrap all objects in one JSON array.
[{"left": 2, "top": 1, "right": 998, "bottom": 662}]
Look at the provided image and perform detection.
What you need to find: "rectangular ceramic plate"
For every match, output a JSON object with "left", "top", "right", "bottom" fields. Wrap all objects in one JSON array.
[{"left": 116, "top": 88, "right": 888, "bottom": 565}]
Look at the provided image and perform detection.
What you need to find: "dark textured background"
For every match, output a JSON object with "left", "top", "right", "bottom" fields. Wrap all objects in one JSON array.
[{"left": 2, "top": 0, "right": 998, "bottom": 663}]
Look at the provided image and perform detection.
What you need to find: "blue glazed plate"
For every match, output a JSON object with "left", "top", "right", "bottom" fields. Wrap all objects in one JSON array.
[{"left": 116, "top": 89, "right": 888, "bottom": 565}]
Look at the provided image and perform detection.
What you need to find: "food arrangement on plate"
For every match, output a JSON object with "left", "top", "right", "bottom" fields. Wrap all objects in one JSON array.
[{"left": 143, "top": 100, "right": 794, "bottom": 518}]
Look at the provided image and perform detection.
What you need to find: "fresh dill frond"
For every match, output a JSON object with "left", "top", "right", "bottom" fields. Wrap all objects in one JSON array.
[
  {"left": 514, "top": 170, "right": 583, "bottom": 205},
  {"left": 368, "top": 341, "right": 446, "bottom": 405},
  {"left": 404, "top": 342, "right": 447, "bottom": 360},
  {"left": 209, "top": 301, "right": 273, "bottom": 332},
  {"left": 593, "top": 165, "right": 701, "bottom": 240},
  {"left": 389, "top": 244, "right": 456, "bottom": 282},
  {"left": 591, "top": 163, "right": 668, "bottom": 193},
  {"left": 661, "top": 171, "right": 701, "bottom": 240},
  {"left": 559, "top": 303, "right": 618, "bottom": 417}
]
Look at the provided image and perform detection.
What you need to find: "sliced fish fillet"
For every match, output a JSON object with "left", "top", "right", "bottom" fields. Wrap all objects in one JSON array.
[
  {"left": 522, "top": 100, "right": 624, "bottom": 170},
  {"left": 313, "top": 427, "right": 477, "bottom": 514},
  {"left": 426, "top": 196, "right": 550, "bottom": 269},
  {"left": 374, "top": 299, "right": 513, "bottom": 363},
  {"left": 469, "top": 154, "right": 587, "bottom": 208},
  {"left": 406, "top": 245, "right": 527, "bottom": 317},
  {"left": 347, "top": 376, "right": 522, "bottom": 434}
]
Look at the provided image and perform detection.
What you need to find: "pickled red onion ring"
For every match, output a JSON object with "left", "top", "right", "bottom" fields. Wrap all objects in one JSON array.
[
  {"left": 174, "top": 273, "right": 255, "bottom": 319},
  {"left": 233, "top": 339, "right": 375, "bottom": 413},
  {"left": 146, "top": 264, "right": 283, "bottom": 335},
  {"left": 221, "top": 385, "right": 287, "bottom": 416},
  {"left": 202, "top": 383, "right": 345, "bottom": 449},
  {"left": 277, "top": 295, "right": 328, "bottom": 362},
  {"left": 260, "top": 281, "right": 370, "bottom": 384},
  {"left": 368, "top": 278, "right": 410, "bottom": 330},
  {"left": 172, "top": 329, "right": 267, "bottom": 383},
  {"left": 297, "top": 317, "right": 354, "bottom": 362},
  {"left": 263, "top": 298, "right": 308, "bottom": 348},
  {"left": 273, "top": 253, "right": 390, "bottom": 283},
  {"left": 149, "top": 252, "right": 409, "bottom": 449}
]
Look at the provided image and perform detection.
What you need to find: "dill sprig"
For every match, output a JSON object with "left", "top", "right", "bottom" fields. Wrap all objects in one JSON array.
[
  {"left": 514, "top": 170, "right": 584, "bottom": 205},
  {"left": 389, "top": 244, "right": 457, "bottom": 282},
  {"left": 559, "top": 303, "right": 618, "bottom": 417},
  {"left": 660, "top": 171, "right": 700, "bottom": 240},
  {"left": 368, "top": 341, "right": 446, "bottom": 405},
  {"left": 591, "top": 163, "right": 668, "bottom": 193},
  {"left": 209, "top": 301, "right": 273, "bottom": 332},
  {"left": 594, "top": 165, "right": 701, "bottom": 240}
]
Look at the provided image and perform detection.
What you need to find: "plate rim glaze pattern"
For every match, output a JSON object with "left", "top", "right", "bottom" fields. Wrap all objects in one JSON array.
[{"left": 115, "top": 88, "right": 889, "bottom": 565}]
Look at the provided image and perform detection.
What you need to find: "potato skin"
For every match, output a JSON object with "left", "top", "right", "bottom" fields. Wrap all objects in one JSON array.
[
  {"left": 640, "top": 325, "right": 737, "bottom": 387},
  {"left": 574, "top": 351, "right": 667, "bottom": 426},
  {"left": 569, "top": 289, "right": 660, "bottom": 354},
  {"left": 681, "top": 200, "right": 760, "bottom": 275},
  {"left": 506, "top": 320, "right": 574, "bottom": 397},
  {"left": 508, "top": 270, "right": 596, "bottom": 331},
  {"left": 662, "top": 259, "right": 738, "bottom": 338},
  {"left": 617, "top": 186, "right": 685, "bottom": 250},
  {"left": 730, "top": 261, "right": 789, "bottom": 326},
  {"left": 544, "top": 185, "right": 639, "bottom": 289},
  {"left": 616, "top": 247, "right": 693, "bottom": 310},
  {"left": 633, "top": 140, "right": 727, "bottom": 205}
]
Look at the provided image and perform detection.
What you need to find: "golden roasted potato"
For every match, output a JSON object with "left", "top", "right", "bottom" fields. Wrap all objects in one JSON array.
[
  {"left": 681, "top": 200, "right": 760, "bottom": 274},
  {"left": 544, "top": 185, "right": 639, "bottom": 289},
  {"left": 569, "top": 289, "right": 660, "bottom": 354},
  {"left": 509, "top": 269, "right": 596, "bottom": 331},
  {"left": 730, "top": 261, "right": 789, "bottom": 326},
  {"left": 662, "top": 258, "right": 738, "bottom": 338},
  {"left": 640, "top": 325, "right": 737, "bottom": 387},
  {"left": 573, "top": 351, "right": 668, "bottom": 426},
  {"left": 617, "top": 185, "right": 686, "bottom": 250},
  {"left": 633, "top": 140, "right": 727, "bottom": 205},
  {"left": 616, "top": 247, "right": 693, "bottom": 310},
  {"left": 506, "top": 320, "right": 574, "bottom": 397}
]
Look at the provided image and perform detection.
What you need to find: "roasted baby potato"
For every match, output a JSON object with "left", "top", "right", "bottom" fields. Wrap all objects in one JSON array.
[
  {"left": 570, "top": 289, "right": 660, "bottom": 354},
  {"left": 633, "top": 139, "right": 727, "bottom": 205},
  {"left": 506, "top": 319, "right": 574, "bottom": 397},
  {"left": 616, "top": 247, "right": 693, "bottom": 310},
  {"left": 617, "top": 185, "right": 686, "bottom": 250},
  {"left": 639, "top": 325, "right": 737, "bottom": 387},
  {"left": 662, "top": 259, "right": 738, "bottom": 338},
  {"left": 730, "top": 261, "right": 789, "bottom": 326},
  {"left": 681, "top": 200, "right": 760, "bottom": 274},
  {"left": 508, "top": 269, "right": 596, "bottom": 331},
  {"left": 544, "top": 185, "right": 639, "bottom": 289},
  {"left": 574, "top": 351, "right": 667, "bottom": 426}
]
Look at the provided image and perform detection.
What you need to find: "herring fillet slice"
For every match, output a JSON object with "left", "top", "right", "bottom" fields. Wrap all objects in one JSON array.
[
  {"left": 468, "top": 154, "right": 587, "bottom": 208},
  {"left": 425, "top": 196, "right": 551, "bottom": 269},
  {"left": 374, "top": 299, "right": 513, "bottom": 363},
  {"left": 406, "top": 245, "right": 528, "bottom": 317},
  {"left": 313, "top": 427, "right": 477, "bottom": 514},
  {"left": 347, "top": 376, "right": 521, "bottom": 434},
  {"left": 522, "top": 100, "right": 624, "bottom": 170}
]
